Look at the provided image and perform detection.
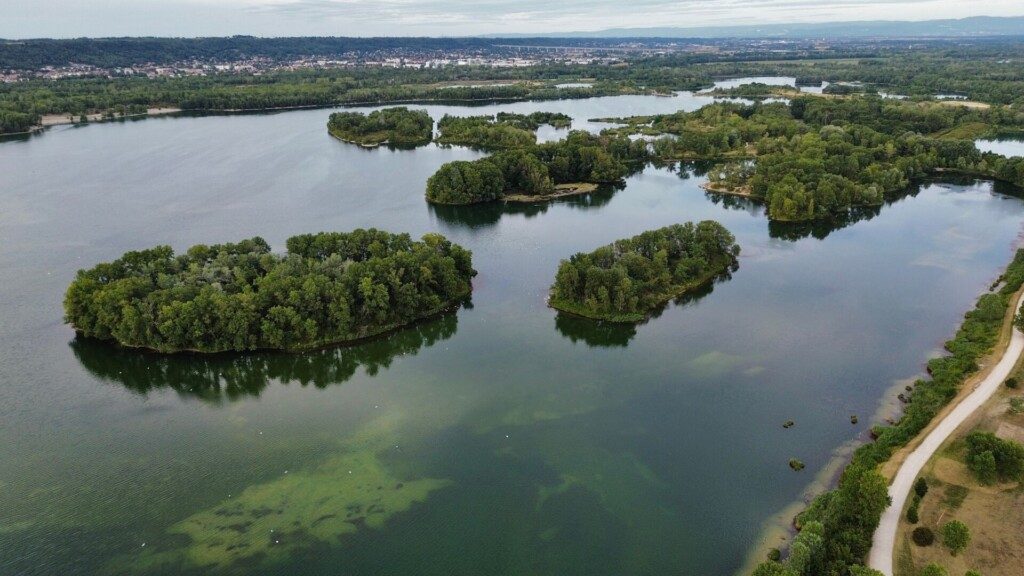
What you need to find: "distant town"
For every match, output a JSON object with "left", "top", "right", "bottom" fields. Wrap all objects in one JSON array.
[{"left": 0, "top": 37, "right": 842, "bottom": 82}]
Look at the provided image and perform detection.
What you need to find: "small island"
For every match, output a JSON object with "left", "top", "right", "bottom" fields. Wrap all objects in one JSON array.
[
  {"left": 435, "top": 111, "right": 573, "bottom": 151},
  {"left": 64, "top": 229, "right": 475, "bottom": 353},
  {"left": 425, "top": 130, "right": 649, "bottom": 205},
  {"left": 549, "top": 221, "right": 740, "bottom": 322},
  {"left": 327, "top": 107, "right": 433, "bottom": 147}
]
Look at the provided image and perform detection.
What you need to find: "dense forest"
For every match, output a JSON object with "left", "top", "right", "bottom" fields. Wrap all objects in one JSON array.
[
  {"left": 435, "top": 111, "right": 572, "bottom": 151},
  {"left": 426, "top": 130, "right": 649, "bottom": 204},
  {"left": 550, "top": 221, "right": 740, "bottom": 322},
  {"left": 327, "top": 106, "right": 433, "bottom": 147},
  {"left": 754, "top": 249, "right": 1024, "bottom": 576},
  {"left": 63, "top": 230, "right": 475, "bottom": 353},
  {"left": 604, "top": 98, "right": 1024, "bottom": 221}
]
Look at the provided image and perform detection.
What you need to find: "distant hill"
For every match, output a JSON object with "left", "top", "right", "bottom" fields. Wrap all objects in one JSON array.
[{"left": 491, "top": 15, "right": 1024, "bottom": 39}]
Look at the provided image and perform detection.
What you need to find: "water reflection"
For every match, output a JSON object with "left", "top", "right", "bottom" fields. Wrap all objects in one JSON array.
[
  {"left": 427, "top": 184, "right": 621, "bottom": 228},
  {"left": 552, "top": 266, "right": 735, "bottom": 348},
  {"left": 554, "top": 313, "right": 637, "bottom": 347},
  {"left": 71, "top": 312, "right": 460, "bottom": 402},
  {"left": 767, "top": 207, "right": 883, "bottom": 241}
]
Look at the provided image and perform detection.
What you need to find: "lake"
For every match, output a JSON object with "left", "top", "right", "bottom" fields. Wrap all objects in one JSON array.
[
  {"left": 976, "top": 138, "right": 1024, "bottom": 158},
  {"left": 2, "top": 93, "right": 1023, "bottom": 576}
]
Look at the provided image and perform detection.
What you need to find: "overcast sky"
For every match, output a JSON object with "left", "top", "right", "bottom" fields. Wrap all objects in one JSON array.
[{"left": 2, "top": 0, "right": 1022, "bottom": 39}]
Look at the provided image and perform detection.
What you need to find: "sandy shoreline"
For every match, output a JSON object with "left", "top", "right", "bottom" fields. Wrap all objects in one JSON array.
[{"left": 37, "top": 107, "right": 181, "bottom": 128}]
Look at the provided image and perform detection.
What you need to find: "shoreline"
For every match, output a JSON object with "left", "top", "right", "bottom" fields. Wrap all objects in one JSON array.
[
  {"left": 700, "top": 181, "right": 758, "bottom": 199},
  {"left": 868, "top": 283, "right": 1024, "bottom": 576},
  {"left": 549, "top": 257, "right": 735, "bottom": 324},
  {"left": 78, "top": 288, "right": 471, "bottom": 357},
  {"left": 504, "top": 182, "right": 599, "bottom": 203}
]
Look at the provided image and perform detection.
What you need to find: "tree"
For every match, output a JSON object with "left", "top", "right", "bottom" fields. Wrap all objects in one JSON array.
[
  {"left": 941, "top": 520, "right": 971, "bottom": 556},
  {"left": 914, "top": 477, "right": 929, "bottom": 498},
  {"left": 965, "top": 432, "right": 1024, "bottom": 484}
]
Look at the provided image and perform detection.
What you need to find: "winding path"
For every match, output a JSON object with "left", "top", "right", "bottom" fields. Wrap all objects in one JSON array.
[{"left": 868, "top": 290, "right": 1024, "bottom": 575}]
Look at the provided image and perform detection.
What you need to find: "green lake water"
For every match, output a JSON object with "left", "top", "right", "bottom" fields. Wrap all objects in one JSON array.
[{"left": 2, "top": 91, "right": 1024, "bottom": 576}]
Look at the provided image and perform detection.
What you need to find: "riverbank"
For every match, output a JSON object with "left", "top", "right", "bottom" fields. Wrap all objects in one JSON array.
[
  {"left": 39, "top": 107, "right": 181, "bottom": 128},
  {"left": 869, "top": 284, "right": 1024, "bottom": 575}
]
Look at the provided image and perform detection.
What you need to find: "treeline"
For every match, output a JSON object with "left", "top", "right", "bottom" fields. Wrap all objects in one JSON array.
[
  {"left": 327, "top": 107, "right": 433, "bottom": 147},
  {"left": 63, "top": 230, "right": 475, "bottom": 353},
  {"left": 550, "top": 221, "right": 740, "bottom": 322},
  {"left": 754, "top": 248, "right": 1024, "bottom": 576},
  {"left": 9, "top": 41, "right": 1024, "bottom": 135},
  {"left": 0, "top": 109, "right": 39, "bottom": 133},
  {"left": 0, "top": 64, "right": 640, "bottom": 134},
  {"left": 435, "top": 111, "right": 572, "bottom": 151},
  {"left": 426, "top": 130, "right": 649, "bottom": 204}
]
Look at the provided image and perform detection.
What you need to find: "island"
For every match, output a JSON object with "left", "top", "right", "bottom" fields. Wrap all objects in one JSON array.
[
  {"left": 327, "top": 107, "right": 433, "bottom": 148},
  {"left": 435, "top": 111, "right": 573, "bottom": 151},
  {"left": 425, "top": 130, "right": 649, "bottom": 204},
  {"left": 596, "top": 98, "right": 1024, "bottom": 222},
  {"left": 549, "top": 221, "right": 740, "bottom": 322},
  {"left": 63, "top": 229, "right": 475, "bottom": 353}
]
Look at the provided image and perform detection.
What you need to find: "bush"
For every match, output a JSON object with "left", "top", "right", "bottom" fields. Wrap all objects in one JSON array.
[
  {"left": 906, "top": 498, "right": 920, "bottom": 524},
  {"left": 914, "top": 477, "right": 929, "bottom": 498},
  {"left": 919, "top": 565, "right": 948, "bottom": 576},
  {"left": 941, "top": 520, "right": 971, "bottom": 556},
  {"left": 912, "top": 527, "right": 935, "bottom": 546},
  {"left": 1009, "top": 397, "right": 1024, "bottom": 415},
  {"left": 1005, "top": 376, "right": 1018, "bottom": 389}
]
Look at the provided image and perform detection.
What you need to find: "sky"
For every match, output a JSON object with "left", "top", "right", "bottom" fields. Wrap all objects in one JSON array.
[{"left": 1, "top": 0, "right": 1022, "bottom": 39}]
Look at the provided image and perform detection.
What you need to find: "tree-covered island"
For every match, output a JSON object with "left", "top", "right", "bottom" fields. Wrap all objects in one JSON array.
[
  {"left": 425, "top": 130, "right": 649, "bottom": 204},
  {"left": 550, "top": 221, "right": 740, "bottom": 322},
  {"left": 327, "top": 107, "right": 434, "bottom": 147},
  {"left": 599, "top": 97, "right": 1024, "bottom": 222},
  {"left": 435, "top": 112, "right": 572, "bottom": 151},
  {"left": 63, "top": 229, "right": 475, "bottom": 353}
]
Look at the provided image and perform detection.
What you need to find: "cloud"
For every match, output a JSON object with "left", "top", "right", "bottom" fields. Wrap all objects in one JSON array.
[
  {"left": 249, "top": 0, "right": 968, "bottom": 31},
  {"left": 2, "top": 0, "right": 1023, "bottom": 37}
]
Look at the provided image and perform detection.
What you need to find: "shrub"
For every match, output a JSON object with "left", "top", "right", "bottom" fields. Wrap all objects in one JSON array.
[
  {"left": 1005, "top": 376, "right": 1018, "bottom": 389},
  {"left": 914, "top": 477, "right": 929, "bottom": 498},
  {"left": 919, "top": 565, "right": 948, "bottom": 576},
  {"left": 1009, "top": 397, "right": 1024, "bottom": 415},
  {"left": 906, "top": 498, "right": 920, "bottom": 524},
  {"left": 941, "top": 520, "right": 971, "bottom": 556},
  {"left": 912, "top": 526, "right": 934, "bottom": 546}
]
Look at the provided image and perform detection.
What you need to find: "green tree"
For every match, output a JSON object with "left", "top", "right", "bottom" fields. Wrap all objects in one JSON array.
[{"left": 941, "top": 520, "right": 971, "bottom": 556}]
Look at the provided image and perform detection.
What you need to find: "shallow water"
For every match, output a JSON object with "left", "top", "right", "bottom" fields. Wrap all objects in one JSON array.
[{"left": 1, "top": 94, "right": 1023, "bottom": 576}]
